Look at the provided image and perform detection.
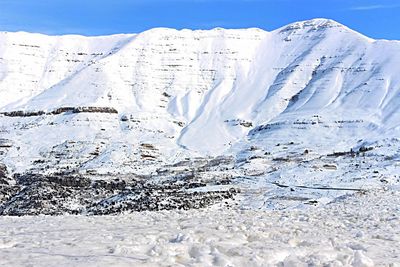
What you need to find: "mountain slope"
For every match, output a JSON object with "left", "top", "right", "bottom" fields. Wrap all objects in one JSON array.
[
  {"left": 1, "top": 19, "right": 400, "bottom": 214},
  {"left": 1, "top": 19, "right": 399, "bottom": 157}
]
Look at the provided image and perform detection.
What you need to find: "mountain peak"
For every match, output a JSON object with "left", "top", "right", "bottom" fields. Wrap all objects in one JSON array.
[
  {"left": 278, "top": 18, "right": 345, "bottom": 33},
  {"left": 303, "top": 18, "right": 343, "bottom": 26}
]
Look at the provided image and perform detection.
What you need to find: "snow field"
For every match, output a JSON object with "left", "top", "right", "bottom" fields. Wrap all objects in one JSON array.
[{"left": 0, "top": 189, "right": 399, "bottom": 266}]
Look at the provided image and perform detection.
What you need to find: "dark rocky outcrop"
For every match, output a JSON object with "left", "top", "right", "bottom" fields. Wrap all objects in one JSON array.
[
  {"left": 71, "top": 107, "right": 118, "bottom": 114},
  {"left": 0, "top": 157, "right": 238, "bottom": 215},
  {"left": 50, "top": 107, "right": 76, "bottom": 114},
  {"left": 0, "top": 164, "right": 19, "bottom": 205},
  {"left": 0, "top": 139, "right": 13, "bottom": 148},
  {"left": 0, "top": 106, "right": 118, "bottom": 117},
  {"left": 0, "top": 163, "right": 8, "bottom": 183},
  {"left": 1, "top": 110, "right": 45, "bottom": 117}
]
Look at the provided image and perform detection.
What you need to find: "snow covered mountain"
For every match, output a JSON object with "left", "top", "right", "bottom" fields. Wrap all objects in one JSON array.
[{"left": 1, "top": 18, "right": 400, "bottom": 214}]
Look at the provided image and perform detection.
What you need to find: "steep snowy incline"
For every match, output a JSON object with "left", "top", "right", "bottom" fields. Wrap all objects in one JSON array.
[
  {"left": 0, "top": 27, "right": 267, "bottom": 114},
  {"left": 0, "top": 32, "right": 135, "bottom": 109},
  {"left": 0, "top": 18, "right": 400, "bottom": 173},
  {"left": 0, "top": 27, "right": 269, "bottom": 175},
  {"left": 180, "top": 19, "right": 400, "bottom": 153}
]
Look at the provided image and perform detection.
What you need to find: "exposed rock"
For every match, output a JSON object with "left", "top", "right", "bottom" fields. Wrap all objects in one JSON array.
[
  {"left": 0, "top": 163, "right": 7, "bottom": 179},
  {"left": 0, "top": 110, "right": 45, "bottom": 117},
  {"left": 0, "top": 106, "right": 118, "bottom": 117},
  {"left": 72, "top": 106, "right": 118, "bottom": 114},
  {"left": 0, "top": 139, "right": 12, "bottom": 148},
  {"left": 0, "top": 157, "right": 238, "bottom": 215}
]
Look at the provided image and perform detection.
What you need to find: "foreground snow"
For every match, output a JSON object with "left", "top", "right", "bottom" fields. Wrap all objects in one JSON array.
[{"left": 0, "top": 189, "right": 399, "bottom": 266}]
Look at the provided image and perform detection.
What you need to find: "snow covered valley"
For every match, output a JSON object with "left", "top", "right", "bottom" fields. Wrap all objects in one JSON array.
[{"left": 1, "top": 18, "right": 400, "bottom": 265}]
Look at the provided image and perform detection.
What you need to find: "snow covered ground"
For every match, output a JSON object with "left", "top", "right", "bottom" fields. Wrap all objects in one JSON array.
[
  {"left": 1, "top": 18, "right": 400, "bottom": 265},
  {"left": 0, "top": 188, "right": 399, "bottom": 266}
]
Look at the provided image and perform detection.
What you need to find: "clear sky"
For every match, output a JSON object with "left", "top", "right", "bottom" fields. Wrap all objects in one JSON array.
[{"left": 0, "top": 0, "right": 399, "bottom": 39}]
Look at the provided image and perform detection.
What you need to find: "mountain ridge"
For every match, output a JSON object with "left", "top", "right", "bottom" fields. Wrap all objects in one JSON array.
[
  {"left": 0, "top": 17, "right": 399, "bottom": 169},
  {"left": 1, "top": 18, "right": 393, "bottom": 41},
  {"left": 1, "top": 18, "right": 400, "bottom": 214}
]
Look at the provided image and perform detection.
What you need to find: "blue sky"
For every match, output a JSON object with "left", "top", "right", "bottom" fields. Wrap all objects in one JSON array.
[{"left": 0, "top": 0, "right": 399, "bottom": 39}]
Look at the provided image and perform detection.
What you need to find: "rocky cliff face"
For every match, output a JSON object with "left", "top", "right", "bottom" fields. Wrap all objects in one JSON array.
[{"left": 1, "top": 19, "right": 400, "bottom": 214}]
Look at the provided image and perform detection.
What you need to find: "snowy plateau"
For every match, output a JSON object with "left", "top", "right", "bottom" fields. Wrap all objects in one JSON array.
[{"left": 0, "top": 18, "right": 400, "bottom": 266}]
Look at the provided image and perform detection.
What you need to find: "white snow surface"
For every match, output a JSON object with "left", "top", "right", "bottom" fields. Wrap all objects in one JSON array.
[
  {"left": 1, "top": 19, "right": 400, "bottom": 266},
  {"left": 1, "top": 19, "right": 400, "bottom": 166},
  {"left": 0, "top": 189, "right": 399, "bottom": 266}
]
